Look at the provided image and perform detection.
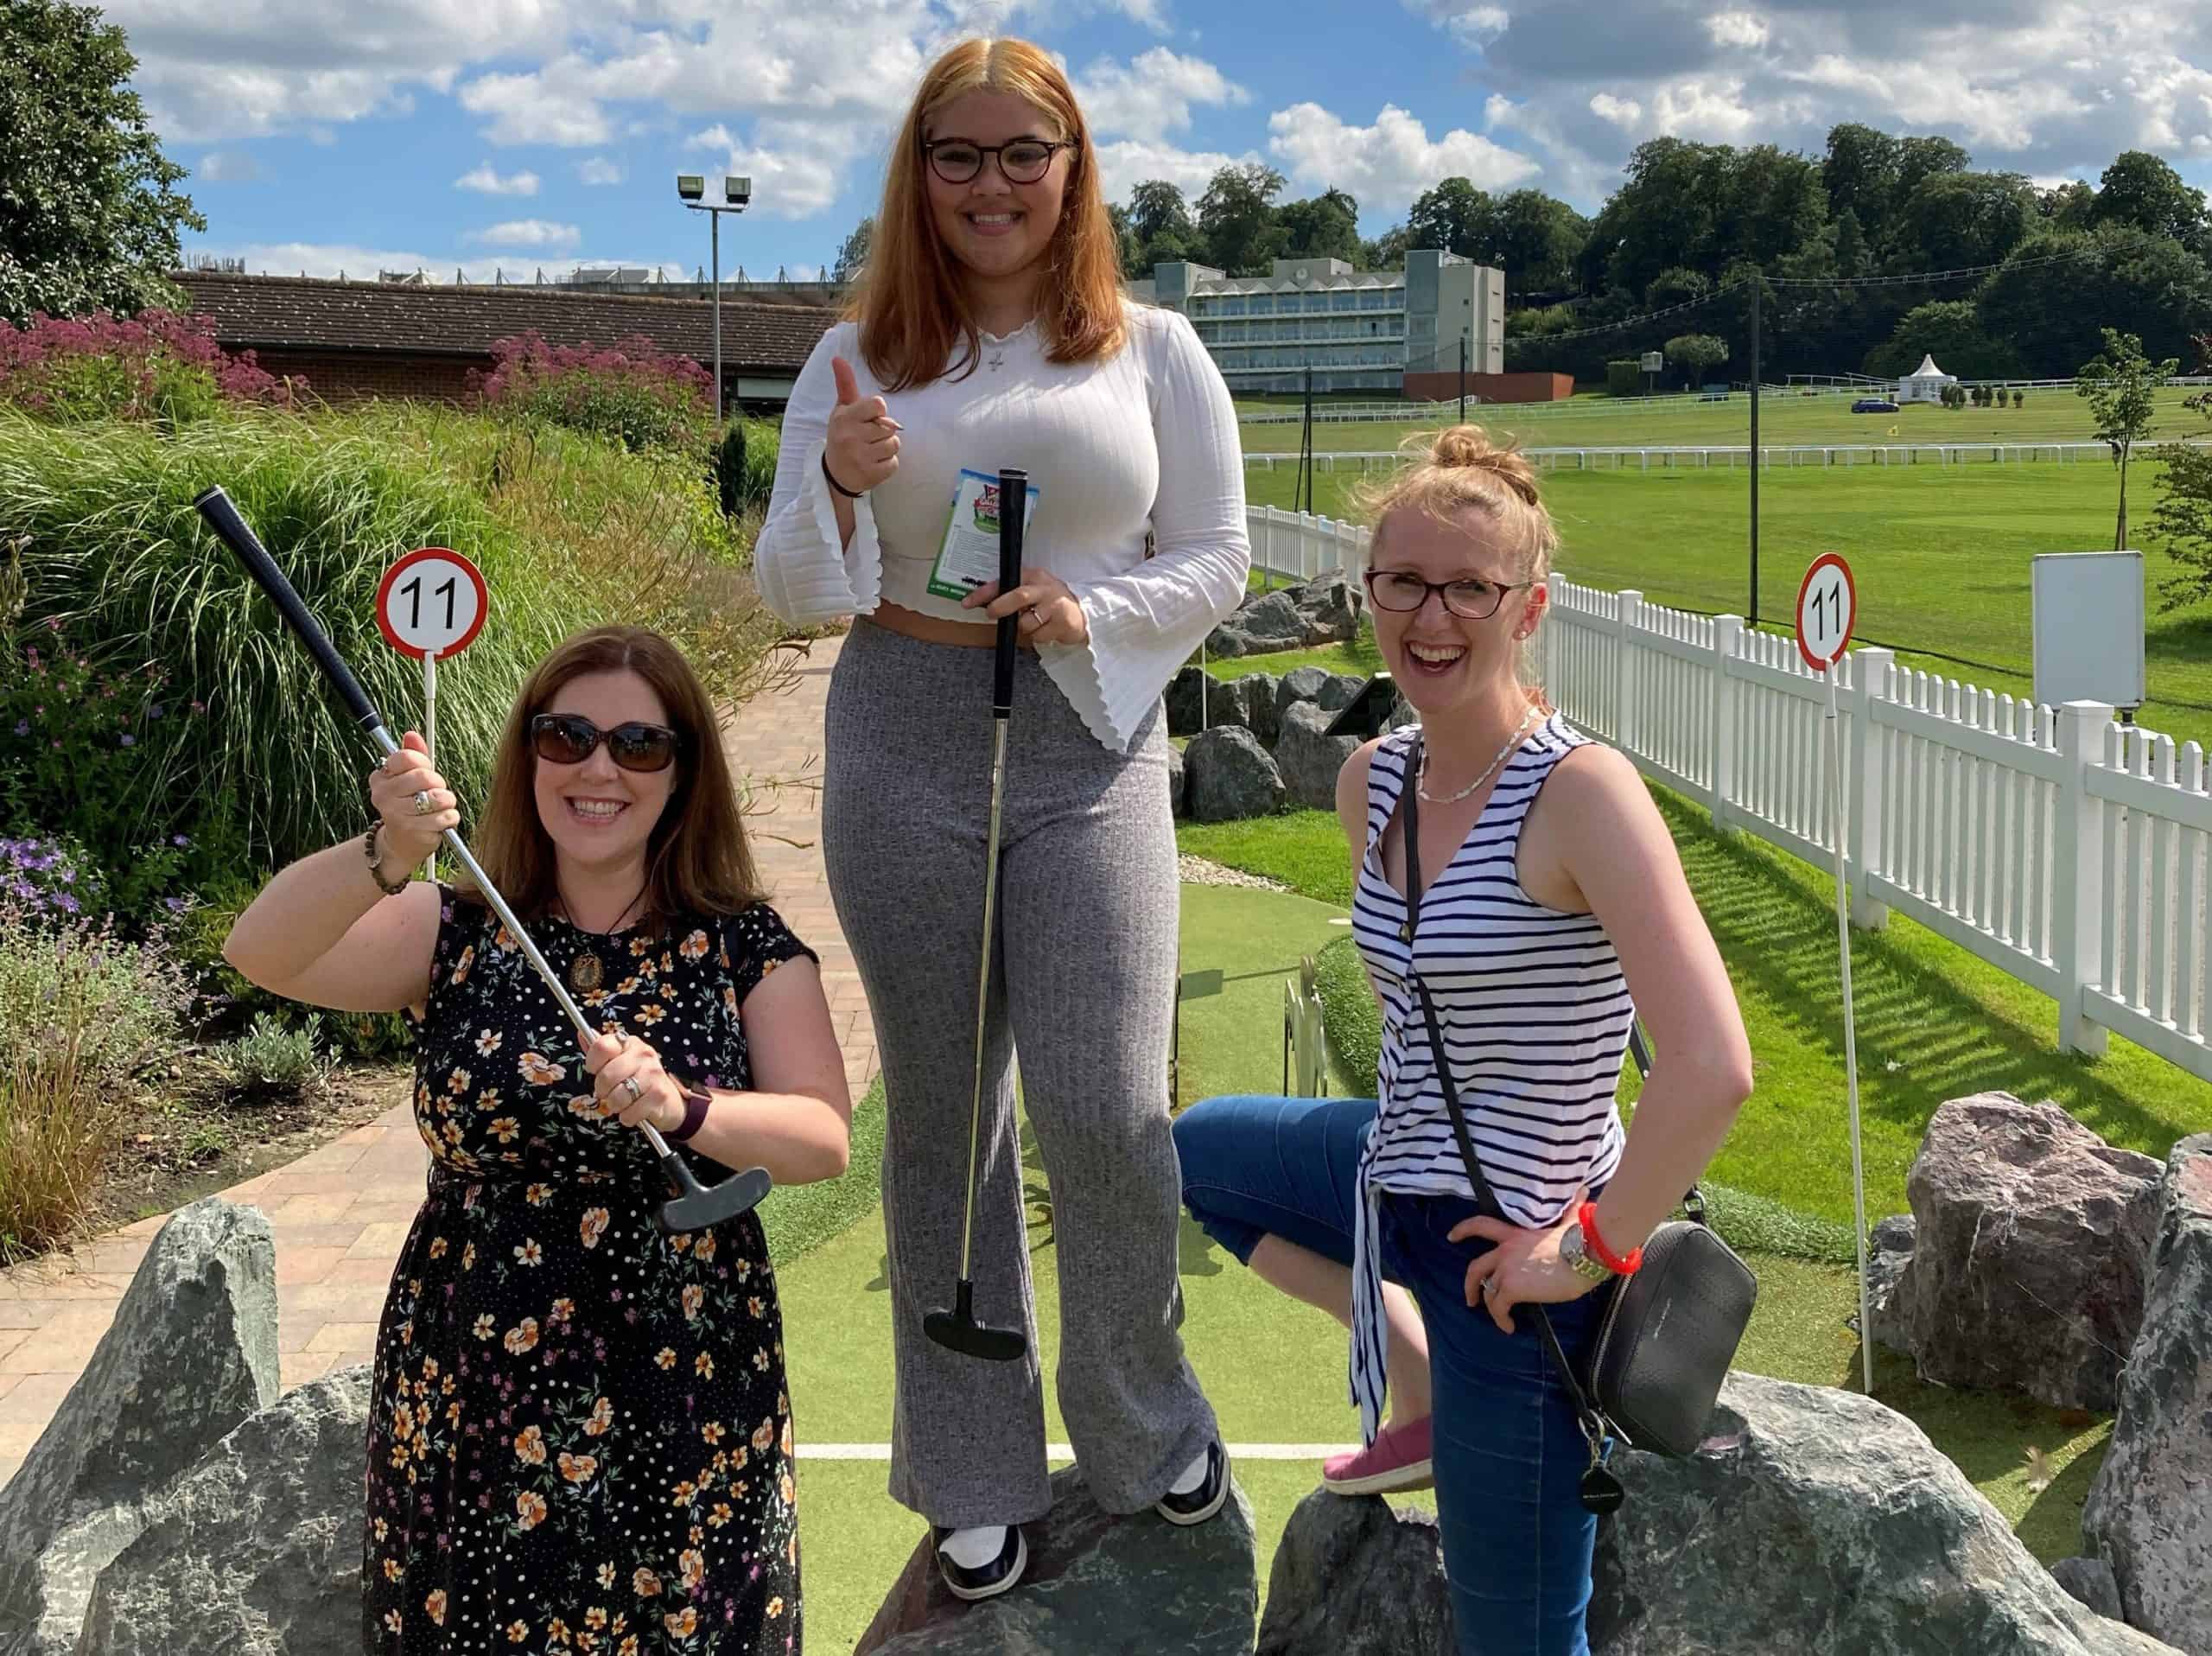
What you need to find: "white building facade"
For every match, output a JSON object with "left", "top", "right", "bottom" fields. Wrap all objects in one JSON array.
[{"left": 1129, "top": 252, "right": 1505, "bottom": 395}]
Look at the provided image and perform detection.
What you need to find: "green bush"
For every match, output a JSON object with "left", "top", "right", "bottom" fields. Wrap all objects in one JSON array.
[
  {"left": 1604, "top": 359, "right": 1642, "bottom": 398},
  {"left": 474, "top": 331, "right": 714, "bottom": 455},
  {"left": 0, "top": 901, "right": 194, "bottom": 1086},
  {"left": 212, "top": 1010, "right": 334, "bottom": 1106}
]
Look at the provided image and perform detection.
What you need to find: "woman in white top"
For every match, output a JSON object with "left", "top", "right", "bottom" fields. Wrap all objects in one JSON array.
[{"left": 753, "top": 35, "right": 1245, "bottom": 1602}]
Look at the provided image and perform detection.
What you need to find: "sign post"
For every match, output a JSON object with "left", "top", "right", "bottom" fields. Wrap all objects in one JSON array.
[
  {"left": 1796, "top": 553, "right": 1872, "bottom": 1394},
  {"left": 377, "top": 548, "right": 490, "bottom": 880}
]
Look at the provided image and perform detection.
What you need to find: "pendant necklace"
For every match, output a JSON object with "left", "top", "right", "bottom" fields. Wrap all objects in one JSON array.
[
  {"left": 563, "top": 883, "right": 647, "bottom": 994},
  {"left": 1416, "top": 704, "right": 1541, "bottom": 806}
]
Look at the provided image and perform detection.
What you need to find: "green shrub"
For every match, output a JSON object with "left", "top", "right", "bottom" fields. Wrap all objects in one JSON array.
[
  {"left": 473, "top": 331, "right": 714, "bottom": 455},
  {"left": 1605, "top": 359, "right": 1642, "bottom": 398},
  {"left": 0, "top": 901, "right": 195, "bottom": 1085},
  {"left": 212, "top": 1010, "right": 334, "bottom": 1107}
]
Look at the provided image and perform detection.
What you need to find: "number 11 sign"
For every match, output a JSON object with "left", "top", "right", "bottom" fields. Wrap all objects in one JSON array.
[
  {"left": 1796, "top": 552, "right": 1874, "bottom": 1397},
  {"left": 376, "top": 549, "right": 489, "bottom": 867}
]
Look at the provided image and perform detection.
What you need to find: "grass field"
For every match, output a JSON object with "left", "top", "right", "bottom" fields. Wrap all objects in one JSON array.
[
  {"left": 1239, "top": 458, "right": 2212, "bottom": 751},
  {"left": 1237, "top": 385, "right": 2211, "bottom": 454}
]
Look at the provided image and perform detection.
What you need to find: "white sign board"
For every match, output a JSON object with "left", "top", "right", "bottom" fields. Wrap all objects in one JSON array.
[
  {"left": 2032, "top": 552, "right": 2145, "bottom": 712},
  {"left": 1640, "top": 351, "right": 1664, "bottom": 373},
  {"left": 1795, "top": 553, "right": 1857, "bottom": 672}
]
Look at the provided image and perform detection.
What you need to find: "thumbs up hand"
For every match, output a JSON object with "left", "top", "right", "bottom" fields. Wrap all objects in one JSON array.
[{"left": 824, "top": 355, "right": 900, "bottom": 496}]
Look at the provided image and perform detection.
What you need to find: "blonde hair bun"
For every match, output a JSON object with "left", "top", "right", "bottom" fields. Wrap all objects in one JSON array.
[{"left": 1429, "top": 424, "right": 1539, "bottom": 504}]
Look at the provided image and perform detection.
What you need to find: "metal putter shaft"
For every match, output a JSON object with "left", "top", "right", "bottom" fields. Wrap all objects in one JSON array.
[
  {"left": 191, "top": 485, "right": 772, "bottom": 1234},
  {"left": 922, "top": 468, "right": 1031, "bottom": 1364}
]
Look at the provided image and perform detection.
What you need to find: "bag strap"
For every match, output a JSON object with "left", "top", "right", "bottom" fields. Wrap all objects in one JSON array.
[{"left": 1397, "top": 737, "right": 1605, "bottom": 1434}]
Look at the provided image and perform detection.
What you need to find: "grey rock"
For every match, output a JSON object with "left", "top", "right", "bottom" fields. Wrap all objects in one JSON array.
[
  {"left": 1885, "top": 1093, "right": 2161, "bottom": 1411},
  {"left": 1863, "top": 1213, "right": 1916, "bottom": 1354},
  {"left": 1275, "top": 667, "right": 1331, "bottom": 723},
  {"left": 1202, "top": 676, "right": 1251, "bottom": 733},
  {"left": 855, "top": 1464, "right": 1256, "bottom": 1656},
  {"left": 2083, "top": 1131, "right": 2212, "bottom": 1653},
  {"left": 1255, "top": 1491, "right": 1451, "bottom": 1656},
  {"left": 1869, "top": 1213, "right": 1916, "bottom": 1253},
  {"left": 2050, "top": 1557, "right": 2126, "bottom": 1622},
  {"left": 1287, "top": 572, "right": 1359, "bottom": 646},
  {"left": 1184, "top": 727, "right": 1285, "bottom": 823},
  {"left": 1315, "top": 672, "right": 1364, "bottom": 713},
  {"left": 0, "top": 1198, "right": 278, "bottom": 1656},
  {"left": 76, "top": 1366, "right": 371, "bottom": 1656},
  {"left": 1274, "top": 700, "right": 1360, "bottom": 812},
  {"left": 1588, "top": 1371, "right": 2182, "bottom": 1656},
  {"left": 1165, "top": 666, "right": 1209, "bottom": 737},
  {"left": 1205, "top": 591, "right": 1306, "bottom": 658},
  {"left": 1233, "top": 672, "right": 1281, "bottom": 748},
  {"left": 1166, "top": 743, "right": 1186, "bottom": 819}
]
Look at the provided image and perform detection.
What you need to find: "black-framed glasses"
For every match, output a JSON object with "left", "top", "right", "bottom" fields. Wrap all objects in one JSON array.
[
  {"left": 1363, "top": 568, "right": 1532, "bottom": 621},
  {"left": 922, "top": 137, "right": 1076, "bottom": 185},
  {"left": 529, "top": 713, "right": 683, "bottom": 773}
]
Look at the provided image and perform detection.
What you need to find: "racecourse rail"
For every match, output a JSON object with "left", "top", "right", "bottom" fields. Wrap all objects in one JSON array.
[
  {"left": 1245, "top": 439, "right": 2212, "bottom": 474},
  {"left": 1243, "top": 503, "right": 2212, "bottom": 1086}
]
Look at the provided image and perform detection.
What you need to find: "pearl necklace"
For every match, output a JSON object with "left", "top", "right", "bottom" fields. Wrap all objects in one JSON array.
[{"left": 1416, "top": 704, "right": 1541, "bottom": 805}]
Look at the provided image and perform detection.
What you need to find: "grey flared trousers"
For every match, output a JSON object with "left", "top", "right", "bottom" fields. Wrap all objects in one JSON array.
[{"left": 820, "top": 619, "right": 1217, "bottom": 1530}]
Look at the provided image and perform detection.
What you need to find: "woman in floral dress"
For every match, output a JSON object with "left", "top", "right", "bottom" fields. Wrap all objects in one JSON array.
[{"left": 225, "top": 625, "right": 852, "bottom": 1653}]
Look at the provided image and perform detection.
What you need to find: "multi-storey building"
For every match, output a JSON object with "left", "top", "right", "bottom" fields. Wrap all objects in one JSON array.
[{"left": 1128, "top": 252, "right": 1505, "bottom": 395}]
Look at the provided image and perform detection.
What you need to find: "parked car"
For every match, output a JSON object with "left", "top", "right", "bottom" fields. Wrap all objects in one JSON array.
[{"left": 1853, "top": 397, "right": 1901, "bottom": 413}]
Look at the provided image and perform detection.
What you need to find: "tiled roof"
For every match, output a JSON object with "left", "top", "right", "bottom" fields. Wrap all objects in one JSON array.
[{"left": 173, "top": 271, "right": 836, "bottom": 372}]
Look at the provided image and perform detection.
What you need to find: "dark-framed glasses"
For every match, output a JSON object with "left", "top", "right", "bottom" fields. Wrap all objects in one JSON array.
[
  {"left": 529, "top": 713, "right": 683, "bottom": 773},
  {"left": 922, "top": 137, "right": 1076, "bottom": 185},
  {"left": 1362, "top": 568, "right": 1532, "bottom": 621}
]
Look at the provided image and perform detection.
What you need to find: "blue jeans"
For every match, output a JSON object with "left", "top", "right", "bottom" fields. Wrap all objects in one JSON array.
[{"left": 1173, "top": 1094, "right": 1607, "bottom": 1656}]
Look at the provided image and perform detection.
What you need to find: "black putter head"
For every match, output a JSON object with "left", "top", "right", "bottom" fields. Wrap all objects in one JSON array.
[
  {"left": 924, "top": 1278, "right": 1028, "bottom": 1362},
  {"left": 652, "top": 1151, "right": 772, "bottom": 1234}
]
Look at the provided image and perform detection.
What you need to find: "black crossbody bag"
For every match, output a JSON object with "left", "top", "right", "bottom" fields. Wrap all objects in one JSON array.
[{"left": 1397, "top": 736, "right": 1758, "bottom": 1512}]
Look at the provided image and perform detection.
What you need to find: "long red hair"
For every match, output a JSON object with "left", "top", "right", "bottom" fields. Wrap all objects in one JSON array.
[{"left": 850, "top": 36, "right": 1125, "bottom": 391}]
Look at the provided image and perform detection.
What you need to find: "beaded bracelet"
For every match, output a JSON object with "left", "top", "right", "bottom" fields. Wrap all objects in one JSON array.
[{"left": 363, "top": 822, "right": 411, "bottom": 897}]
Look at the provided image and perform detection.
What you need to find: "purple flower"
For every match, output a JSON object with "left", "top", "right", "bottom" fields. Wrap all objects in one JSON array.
[
  {"left": 149, "top": 704, "right": 165, "bottom": 720},
  {"left": 172, "top": 834, "right": 189, "bottom": 847},
  {"left": 54, "top": 895, "right": 78, "bottom": 914},
  {"left": 164, "top": 896, "right": 189, "bottom": 914},
  {"left": 11, "top": 721, "right": 24, "bottom": 736},
  {"left": 118, "top": 733, "right": 134, "bottom": 747}
]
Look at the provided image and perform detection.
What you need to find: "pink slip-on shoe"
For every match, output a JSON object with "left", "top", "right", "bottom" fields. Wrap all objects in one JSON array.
[{"left": 1322, "top": 1416, "right": 1434, "bottom": 1496}]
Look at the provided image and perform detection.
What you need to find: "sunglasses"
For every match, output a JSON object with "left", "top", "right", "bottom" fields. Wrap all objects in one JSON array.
[
  {"left": 529, "top": 713, "right": 683, "bottom": 773},
  {"left": 922, "top": 137, "right": 1075, "bottom": 186}
]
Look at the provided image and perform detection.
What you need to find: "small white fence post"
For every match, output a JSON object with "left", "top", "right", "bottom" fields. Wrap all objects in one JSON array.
[
  {"left": 2054, "top": 700, "right": 2113, "bottom": 1059},
  {"left": 1709, "top": 615, "right": 1743, "bottom": 833},
  {"left": 1849, "top": 647, "right": 1893, "bottom": 930},
  {"left": 1613, "top": 590, "right": 1643, "bottom": 757}
]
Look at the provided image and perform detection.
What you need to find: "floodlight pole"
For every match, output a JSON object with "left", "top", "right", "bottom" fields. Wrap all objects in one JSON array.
[
  {"left": 680, "top": 181, "right": 751, "bottom": 426},
  {"left": 1749, "top": 278, "right": 1762, "bottom": 629}
]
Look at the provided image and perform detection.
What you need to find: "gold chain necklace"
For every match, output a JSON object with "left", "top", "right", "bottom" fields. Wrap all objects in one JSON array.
[
  {"left": 1415, "top": 704, "right": 1541, "bottom": 806},
  {"left": 563, "top": 884, "right": 646, "bottom": 994}
]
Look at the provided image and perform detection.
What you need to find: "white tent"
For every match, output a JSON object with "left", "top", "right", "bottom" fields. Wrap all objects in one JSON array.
[{"left": 1898, "top": 353, "right": 1958, "bottom": 404}]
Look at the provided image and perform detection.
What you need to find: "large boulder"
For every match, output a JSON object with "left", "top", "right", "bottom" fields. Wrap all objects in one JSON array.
[
  {"left": 1287, "top": 573, "right": 1359, "bottom": 645},
  {"left": 1255, "top": 1492, "right": 1451, "bottom": 1656},
  {"left": 1884, "top": 1093, "right": 2161, "bottom": 1411},
  {"left": 854, "top": 1464, "right": 1257, "bottom": 1656},
  {"left": 1232, "top": 672, "right": 1282, "bottom": 748},
  {"left": 1206, "top": 591, "right": 1306, "bottom": 659},
  {"left": 1274, "top": 700, "right": 1360, "bottom": 812},
  {"left": 0, "top": 1198, "right": 279, "bottom": 1656},
  {"left": 1184, "top": 727, "right": 1285, "bottom": 823},
  {"left": 1165, "top": 666, "right": 1209, "bottom": 737},
  {"left": 1275, "top": 666, "right": 1331, "bottom": 723},
  {"left": 76, "top": 1365, "right": 372, "bottom": 1656},
  {"left": 1587, "top": 1372, "right": 2181, "bottom": 1655},
  {"left": 2050, "top": 1557, "right": 2126, "bottom": 1622},
  {"left": 1314, "top": 672, "right": 1365, "bottom": 713},
  {"left": 2082, "top": 1132, "right": 2212, "bottom": 1653},
  {"left": 1861, "top": 1212, "right": 1916, "bottom": 1354},
  {"left": 1166, "top": 743, "right": 1186, "bottom": 819}
]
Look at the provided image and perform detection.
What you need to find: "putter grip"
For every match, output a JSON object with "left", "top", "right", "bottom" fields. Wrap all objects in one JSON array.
[
  {"left": 994, "top": 468, "right": 1027, "bottom": 713},
  {"left": 194, "top": 486, "right": 385, "bottom": 732}
]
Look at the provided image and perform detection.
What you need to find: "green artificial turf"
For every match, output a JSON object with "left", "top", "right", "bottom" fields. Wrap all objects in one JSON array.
[{"left": 758, "top": 1077, "right": 887, "bottom": 1264}]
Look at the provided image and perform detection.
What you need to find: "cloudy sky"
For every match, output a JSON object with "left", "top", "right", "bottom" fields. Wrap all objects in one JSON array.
[{"left": 128, "top": 0, "right": 2212, "bottom": 283}]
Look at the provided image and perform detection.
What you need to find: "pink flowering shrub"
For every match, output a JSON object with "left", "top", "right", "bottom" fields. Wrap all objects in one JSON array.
[
  {"left": 470, "top": 330, "right": 715, "bottom": 453},
  {"left": 0, "top": 309, "right": 304, "bottom": 426}
]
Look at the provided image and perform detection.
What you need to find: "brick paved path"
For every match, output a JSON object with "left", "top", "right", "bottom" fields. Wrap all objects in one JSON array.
[{"left": 0, "top": 634, "right": 871, "bottom": 1492}]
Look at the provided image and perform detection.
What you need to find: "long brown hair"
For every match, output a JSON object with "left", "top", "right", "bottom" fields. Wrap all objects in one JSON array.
[
  {"left": 458, "top": 626, "right": 766, "bottom": 927},
  {"left": 851, "top": 36, "right": 1126, "bottom": 391}
]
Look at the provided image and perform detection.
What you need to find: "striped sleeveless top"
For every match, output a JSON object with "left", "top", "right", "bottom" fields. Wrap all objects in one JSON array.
[{"left": 1345, "top": 715, "right": 1632, "bottom": 1441}]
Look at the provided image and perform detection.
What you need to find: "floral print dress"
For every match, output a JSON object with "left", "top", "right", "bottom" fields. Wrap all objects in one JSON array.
[{"left": 363, "top": 884, "right": 816, "bottom": 1654}]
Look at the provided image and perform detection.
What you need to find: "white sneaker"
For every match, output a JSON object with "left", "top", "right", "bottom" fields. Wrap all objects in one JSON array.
[{"left": 932, "top": 1524, "right": 1027, "bottom": 1602}]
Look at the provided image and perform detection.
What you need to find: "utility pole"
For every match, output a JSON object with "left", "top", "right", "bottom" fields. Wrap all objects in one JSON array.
[
  {"left": 1459, "top": 334, "right": 1468, "bottom": 424},
  {"left": 1749, "top": 278, "right": 1762, "bottom": 628}
]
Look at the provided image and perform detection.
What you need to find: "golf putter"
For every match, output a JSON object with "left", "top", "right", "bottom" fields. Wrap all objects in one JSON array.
[
  {"left": 192, "top": 485, "right": 772, "bottom": 1233},
  {"left": 923, "top": 468, "right": 1031, "bottom": 1364}
]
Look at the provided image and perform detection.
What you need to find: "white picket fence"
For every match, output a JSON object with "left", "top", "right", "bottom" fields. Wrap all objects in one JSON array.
[{"left": 1240, "top": 504, "right": 2212, "bottom": 1083}]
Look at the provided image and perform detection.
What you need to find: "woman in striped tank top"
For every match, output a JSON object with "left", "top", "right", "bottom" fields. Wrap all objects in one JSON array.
[{"left": 1173, "top": 426, "right": 1751, "bottom": 1655}]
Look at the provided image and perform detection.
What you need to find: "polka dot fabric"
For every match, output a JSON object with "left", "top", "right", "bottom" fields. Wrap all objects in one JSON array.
[{"left": 363, "top": 885, "right": 816, "bottom": 1653}]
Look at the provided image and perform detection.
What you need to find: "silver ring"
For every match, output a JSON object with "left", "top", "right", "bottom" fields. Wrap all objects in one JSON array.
[
  {"left": 411, "top": 790, "right": 432, "bottom": 816},
  {"left": 619, "top": 1076, "right": 644, "bottom": 1105}
]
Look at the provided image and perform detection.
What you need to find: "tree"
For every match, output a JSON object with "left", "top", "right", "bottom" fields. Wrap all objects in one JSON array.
[
  {"left": 1197, "top": 162, "right": 1287, "bottom": 276},
  {"left": 2040, "top": 179, "right": 2097, "bottom": 232},
  {"left": 2148, "top": 334, "right": 2212, "bottom": 611},
  {"left": 831, "top": 217, "right": 873, "bottom": 286},
  {"left": 1891, "top": 171, "right": 2037, "bottom": 271},
  {"left": 0, "top": 0, "right": 205, "bottom": 324},
  {"left": 1490, "top": 189, "right": 1590, "bottom": 296},
  {"left": 1128, "top": 180, "right": 1195, "bottom": 246},
  {"left": 1664, "top": 333, "right": 1730, "bottom": 381},
  {"left": 1407, "top": 178, "right": 1493, "bottom": 259},
  {"left": 1822, "top": 124, "right": 1902, "bottom": 245},
  {"left": 1274, "top": 188, "right": 1361, "bottom": 264},
  {"left": 1863, "top": 299, "right": 2024, "bottom": 379},
  {"left": 2075, "top": 328, "right": 2178, "bottom": 551},
  {"left": 1977, "top": 225, "right": 2212, "bottom": 371},
  {"left": 1362, "top": 223, "right": 1413, "bottom": 270},
  {"left": 2092, "top": 151, "right": 2209, "bottom": 248}
]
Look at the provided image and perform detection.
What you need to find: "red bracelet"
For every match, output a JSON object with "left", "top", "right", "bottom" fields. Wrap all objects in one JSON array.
[{"left": 1577, "top": 1201, "right": 1643, "bottom": 1275}]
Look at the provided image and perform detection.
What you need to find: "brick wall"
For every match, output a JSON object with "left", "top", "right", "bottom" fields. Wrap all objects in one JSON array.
[
  {"left": 1400, "top": 370, "right": 1574, "bottom": 405},
  {"left": 246, "top": 351, "right": 487, "bottom": 406}
]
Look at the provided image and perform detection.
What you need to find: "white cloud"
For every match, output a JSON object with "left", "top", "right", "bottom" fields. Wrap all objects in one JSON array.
[
  {"left": 470, "top": 219, "right": 583, "bottom": 250},
  {"left": 1705, "top": 10, "right": 1770, "bottom": 48},
  {"left": 196, "top": 150, "right": 261, "bottom": 182},
  {"left": 454, "top": 162, "right": 540, "bottom": 196},
  {"left": 689, "top": 121, "right": 868, "bottom": 220},
  {"left": 578, "top": 156, "right": 626, "bottom": 186},
  {"left": 1091, "top": 137, "right": 1263, "bottom": 201},
  {"left": 459, "top": 68, "right": 615, "bottom": 148},
  {"left": 1268, "top": 102, "right": 1540, "bottom": 209},
  {"left": 1402, "top": 1, "right": 1510, "bottom": 47},
  {"left": 1073, "top": 48, "right": 1248, "bottom": 138}
]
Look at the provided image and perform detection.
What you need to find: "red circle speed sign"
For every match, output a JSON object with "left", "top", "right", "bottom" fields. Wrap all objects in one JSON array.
[
  {"left": 375, "top": 548, "right": 488, "bottom": 660},
  {"left": 1794, "top": 554, "right": 1857, "bottom": 672}
]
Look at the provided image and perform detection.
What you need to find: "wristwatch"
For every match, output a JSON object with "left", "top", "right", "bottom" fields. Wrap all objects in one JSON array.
[{"left": 1559, "top": 1219, "right": 1614, "bottom": 1283}]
